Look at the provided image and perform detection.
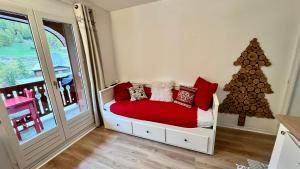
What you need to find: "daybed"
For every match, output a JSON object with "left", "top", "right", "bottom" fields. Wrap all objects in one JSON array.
[{"left": 99, "top": 83, "right": 219, "bottom": 155}]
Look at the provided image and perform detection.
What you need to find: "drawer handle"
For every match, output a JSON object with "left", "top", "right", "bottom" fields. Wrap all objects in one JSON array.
[
  {"left": 184, "top": 139, "right": 188, "bottom": 142},
  {"left": 146, "top": 130, "right": 150, "bottom": 134},
  {"left": 116, "top": 123, "right": 119, "bottom": 127},
  {"left": 281, "top": 131, "right": 286, "bottom": 135}
]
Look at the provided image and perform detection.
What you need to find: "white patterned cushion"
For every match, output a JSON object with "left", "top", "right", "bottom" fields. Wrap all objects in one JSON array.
[
  {"left": 150, "top": 81, "right": 174, "bottom": 102},
  {"left": 129, "top": 85, "right": 147, "bottom": 101},
  {"left": 174, "top": 85, "right": 197, "bottom": 108}
]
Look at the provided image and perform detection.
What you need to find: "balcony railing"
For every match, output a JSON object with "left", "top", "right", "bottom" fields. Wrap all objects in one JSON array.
[{"left": 0, "top": 77, "right": 78, "bottom": 118}]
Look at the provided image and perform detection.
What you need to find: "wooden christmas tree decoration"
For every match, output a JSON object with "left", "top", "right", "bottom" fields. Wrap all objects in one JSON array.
[{"left": 219, "top": 38, "right": 274, "bottom": 126}]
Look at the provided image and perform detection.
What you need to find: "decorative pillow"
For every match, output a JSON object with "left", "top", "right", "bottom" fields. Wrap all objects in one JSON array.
[
  {"left": 114, "top": 82, "right": 133, "bottom": 102},
  {"left": 150, "top": 81, "right": 174, "bottom": 102},
  {"left": 129, "top": 85, "right": 148, "bottom": 101},
  {"left": 174, "top": 86, "right": 197, "bottom": 108},
  {"left": 144, "top": 86, "right": 152, "bottom": 98},
  {"left": 193, "top": 77, "right": 218, "bottom": 111},
  {"left": 172, "top": 89, "right": 179, "bottom": 100}
]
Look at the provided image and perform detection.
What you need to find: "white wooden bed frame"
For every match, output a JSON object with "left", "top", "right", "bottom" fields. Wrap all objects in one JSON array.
[{"left": 98, "top": 85, "right": 219, "bottom": 155}]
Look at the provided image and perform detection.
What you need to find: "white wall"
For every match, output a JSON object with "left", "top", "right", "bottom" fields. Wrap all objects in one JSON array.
[
  {"left": 288, "top": 68, "right": 300, "bottom": 117},
  {"left": 111, "top": 0, "right": 300, "bottom": 134},
  {"left": 91, "top": 5, "right": 119, "bottom": 86}
]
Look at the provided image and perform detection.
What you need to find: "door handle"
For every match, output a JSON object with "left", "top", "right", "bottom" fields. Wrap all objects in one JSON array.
[{"left": 53, "top": 81, "right": 58, "bottom": 89}]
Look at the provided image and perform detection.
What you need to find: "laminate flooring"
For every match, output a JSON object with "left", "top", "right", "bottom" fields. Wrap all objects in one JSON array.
[{"left": 41, "top": 127, "right": 276, "bottom": 169}]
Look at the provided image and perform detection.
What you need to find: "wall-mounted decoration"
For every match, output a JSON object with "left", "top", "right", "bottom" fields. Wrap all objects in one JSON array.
[{"left": 219, "top": 38, "right": 274, "bottom": 126}]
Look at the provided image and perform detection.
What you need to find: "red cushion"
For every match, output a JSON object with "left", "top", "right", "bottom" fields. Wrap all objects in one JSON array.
[
  {"left": 144, "top": 86, "right": 152, "bottom": 98},
  {"left": 174, "top": 86, "right": 197, "bottom": 108},
  {"left": 114, "top": 82, "right": 133, "bottom": 102},
  {"left": 172, "top": 89, "right": 179, "bottom": 100},
  {"left": 193, "top": 77, "right": 218, "bottom": 111},
  {"left": 110, "top": 100, "right": 197, "bottom": 128}
]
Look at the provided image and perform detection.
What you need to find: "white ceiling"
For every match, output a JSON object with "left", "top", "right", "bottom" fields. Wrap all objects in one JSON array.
[{"left": 85, "top": 0, "right": 159, "bottom": 11}]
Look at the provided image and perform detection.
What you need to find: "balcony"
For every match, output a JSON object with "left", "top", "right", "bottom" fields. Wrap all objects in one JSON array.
[{"left": 0, "top": 77, "right": 80, "bottom": 144}]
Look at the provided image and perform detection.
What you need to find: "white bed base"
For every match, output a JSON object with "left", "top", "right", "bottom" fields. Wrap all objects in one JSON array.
[{"left": 98, "top": 85, "right": 219, "bottom": 155}]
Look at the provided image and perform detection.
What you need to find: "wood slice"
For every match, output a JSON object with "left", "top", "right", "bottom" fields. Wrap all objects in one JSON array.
[
  {"left": 249, "top": 92, "right": 257, "bottom": 99},
  {"left": 224, "top": 84, "right": 231, "bottom": 91},
  {"left": 255, "top": 70, "right": 263, "bottom": 75},
  {"left": 240, "top": 68, "right": 247, "bottom": 73},
  {"left": 260, "top": 77, "right": 267, "bottom": 83},
  {"left": 243, "top": 106, "right": 250, "bottom": 111},
  {"left": 250, "top": 61, "right": 257, "bottom": 66},
  {"left": 248, "top": 52, "right": 258, "bottom": 61},
  {"left": 263, "top": 109, "right": 270, "bottom": 113},
  {"left": 232, "top": 86, "right": 239, "bottom": 92},
  {"left": 258, "top": 61, "right": 265, "bottom": 66},
  {"left": 238, "top": 97, "right": 244, "bottom": 103},
  {"left": 249, "top": 99, "right": 256, "bottom": 104},
  {"left": 237, "top": 106, "right": 243, "bottom": 111},
  {"left": 258, "top": 93, "right": 265, "bottom": 98},
  {"left": 246, "top": 65, "right": 252, "bottom": 70},
  {"left": 229, "top": 106, "right": 236, "bottom": 112},
  {"left": 243, "top": 59, "right": 250, "bottom": 65},
  {"left": 251, "top": 41, "right": 259, "bottom": 47},
  {"left": 234, "top": 57, "right": 243, "bottom": 65},
  {"left": 234, "top": 61, "right": 240, "bottom": 66},
  {"left": 253, "top": 79, "right": 260, "bottom": 84},
  {"left": 238, "top": 93, "right": 245, "bottom": 99},
  {"left": 247, "top": 86, "right": 255, "bottom": 92},
  {"left": 242, "top": 51, "right": 248, "bottom": 57},
  {"left": 258, "top": 83, "right": 265, "bottom": 88},
  {"left": 259, "top": 55, "right": 266, "bottom": 60},
  {"left": 238, "top": 74, "right": 248, "bottom": 82},
  {"left": 255, "top": 88, "right": 261, "bottom": 93},
  {"left": 249, "top": 70, "right": 256, "bottom": 74},
  {"left": 243, "top": 99, "right": 250, "bottom": 105},
  {"left": 247, "top": 79, "right": 253, "bottom": 84},
  {"left": 233, "top": 74, "right": 239, "bottom": 79},
  {"left": 240, "top": 87, "right": 246, "bottom": 93},
  {"left": 257, "top": 108, "right": 263, "bottom": 113}
]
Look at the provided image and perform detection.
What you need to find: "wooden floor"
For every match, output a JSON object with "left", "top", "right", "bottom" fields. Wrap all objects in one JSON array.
[{"left": 41, "top": 127, "right": 276, "bottom": 169}]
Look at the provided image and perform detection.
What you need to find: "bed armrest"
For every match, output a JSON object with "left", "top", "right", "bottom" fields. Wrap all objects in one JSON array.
[
  {"left": 98, "top": 85, "right": 115, "bottom": 111},
  {"left": 212, "top": 94, "right": 219, "bottom": 131},
  {"left": 210, "top": 93, "right": 219, "bottom": 155}
]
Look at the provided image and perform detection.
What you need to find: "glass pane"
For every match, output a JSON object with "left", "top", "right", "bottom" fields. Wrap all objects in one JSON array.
[
  {"left": 0, "top": 10, "right": 57, "bottom": 144},
  {"left": 42, "top": 19, "right": 88, "bottom": 120}
]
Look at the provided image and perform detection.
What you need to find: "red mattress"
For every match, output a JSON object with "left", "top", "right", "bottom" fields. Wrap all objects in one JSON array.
[{"left": 110, "top": 99, "right": 198, "bottom": 128}]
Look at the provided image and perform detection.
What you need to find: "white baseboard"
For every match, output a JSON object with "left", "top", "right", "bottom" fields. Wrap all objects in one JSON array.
[
  {"left": 33, "top": 125, "right": 96, "bottom": 169},
  {"left": 217, "top": 122, "right": 277, "bottom": 135}
]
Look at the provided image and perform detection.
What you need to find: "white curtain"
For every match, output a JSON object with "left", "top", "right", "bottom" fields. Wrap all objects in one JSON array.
[{"left": 74, "top": 3, "right": 105, "bottom": 127}]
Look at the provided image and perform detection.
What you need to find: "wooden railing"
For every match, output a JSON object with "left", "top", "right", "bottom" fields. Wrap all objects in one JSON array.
[{"left": 0, "top": 78, "right": 78, "bottom": 117}]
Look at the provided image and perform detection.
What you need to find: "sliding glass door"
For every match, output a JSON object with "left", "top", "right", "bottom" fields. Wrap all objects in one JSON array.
[{"left": 0, "top": 4, "right": 94, "bottom": 169}]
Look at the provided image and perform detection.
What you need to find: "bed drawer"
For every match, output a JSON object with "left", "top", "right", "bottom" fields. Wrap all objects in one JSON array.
[
  {"left": 105, "top": 117, "right": 132, "bottom": 134},
  {"left": 132, "top": 122, "right": 165, "bottom": 142},
  {"left": 166, "top": 129, "right": 209, "bottom": 153}
]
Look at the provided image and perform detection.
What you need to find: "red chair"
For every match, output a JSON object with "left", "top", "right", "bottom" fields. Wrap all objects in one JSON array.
[
  {"left": 5, "top": 89, "right": 44, "bottom": 141},
  {"left": 23, "top": 89, "right": 44, "bottom": 130}
]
